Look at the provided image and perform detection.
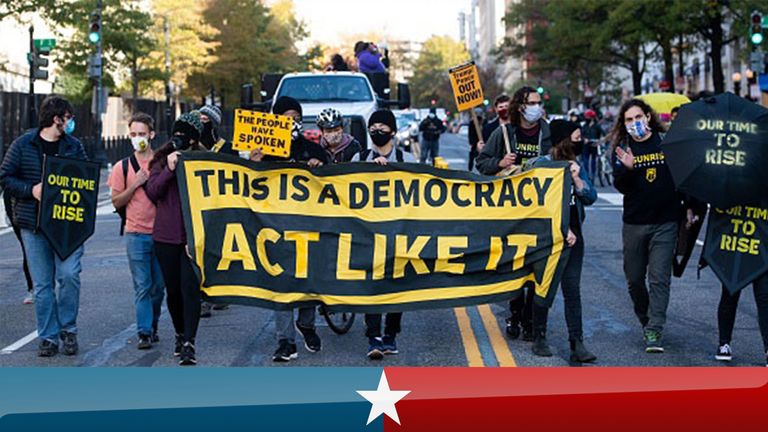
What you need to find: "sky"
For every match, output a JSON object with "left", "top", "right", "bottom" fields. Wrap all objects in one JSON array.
[{"left": 291, "top": 0, "right": 468, "bottom": 47}]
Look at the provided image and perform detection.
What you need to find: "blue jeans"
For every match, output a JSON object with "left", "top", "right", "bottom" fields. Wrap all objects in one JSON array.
[
  {"left": 420, "top": 139, "right": 439, "bottom": 164},
  {"left": 126, "top": 233, "right": 165, "bottom": 336},
  {"left": 21, "top": 229, "right": 84, "bottom": 342}
]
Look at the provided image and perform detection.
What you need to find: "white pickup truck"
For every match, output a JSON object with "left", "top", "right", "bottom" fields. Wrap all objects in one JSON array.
[{"left": 242, "top": 71, "right": 411, "bottom": 147}]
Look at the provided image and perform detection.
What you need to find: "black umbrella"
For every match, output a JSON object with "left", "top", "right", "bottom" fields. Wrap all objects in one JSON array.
[
  {"left": 702, "top": 202, "right": 768, "bottom": 295},
  {"left": 661, "top": 92, "right": 768, "bottom": 208}
]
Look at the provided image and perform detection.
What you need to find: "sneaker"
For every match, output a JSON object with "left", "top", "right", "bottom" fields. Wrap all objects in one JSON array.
[
  {"left": 212, "top": 303, "right": 229, "bottom": 311},
  {"left": 367, "top": 337, "right": 384, "bottom": 360},
  {"left": 173, "top": 334, "right": 183, "bottom": 357},
  {"left": 382, "top": 335, "right": 399, "bottom": 355},
  {"left": 151, "top": 329, "right": 160, "bottom": 343},
  {"left": 137, "top": 334, "right": 152, "bottom": 350},
  {"left": 200, "top": 302, "right": 212, "bottom": 318},
  {"left": 23, "top": 292, "right": 34, "bottom": 304},
  {"left": 37, "top": 339, "right": 58, "bottom": 357},
  {"left": 179, "top": 342, "right": 197, "bottom": 366},
  {"left": 60, "top": 331, "right": 78, "bottom": 356},
  {"left": 715, "top": 344, "right": 732, "bottom": 362},
  {"left": 522, "top": 327, "right": 534, "bottom": 342},
  {"left": 272, "top": 340, "right": 298, "bottom": 362},
  {"left": 295, "top": 322, "right": 321, "bottom": 353},
  {"left": 644, "top": 330, "right": 664, "bottom": 353},
  {"left": 505, "top": 318, "right": 521, "bottom": 340},
  {"left": 532, "top": 332, "right": 553, "bottom": 357}
]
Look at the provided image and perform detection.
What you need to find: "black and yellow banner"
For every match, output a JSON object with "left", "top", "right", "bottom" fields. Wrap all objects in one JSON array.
[{"left": 177, "top": 152, "right": 572, "bottom": 312}]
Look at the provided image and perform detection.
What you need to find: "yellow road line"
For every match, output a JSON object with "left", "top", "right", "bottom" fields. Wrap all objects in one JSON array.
[
  {"left": 477, "top": 304, "right": 518, "bottom": 367},
  {"left": 453, "top": 307, "right": 484, "bottom": 367}
]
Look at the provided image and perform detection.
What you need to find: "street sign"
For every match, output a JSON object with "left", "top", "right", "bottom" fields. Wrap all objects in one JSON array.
[{"left": 33, "top": 38, "right": 55, "bottom": 53}]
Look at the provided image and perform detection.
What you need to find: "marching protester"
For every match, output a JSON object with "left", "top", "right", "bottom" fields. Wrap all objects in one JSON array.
[
  {"left": 581, "top": 109, "right": 602, "bottom": 182},
  {"left": 475, "top": 87, "right": 552, "bottom": 346},
  {"left": 526, "top": 120, "right": 598, "bottom": 362},
  {"left": 3, "top": 191, "right": 34, "bottom": 304},
  {"left": 352, "top": 109, "right": 416, "bottom": 360},
  {"left": 715, "top": 271, "right": 768, "bottom": 366},
  {"left": 317, "top": 108, "right": 362, "bottom": 163},
  {"left": 611, "top": 99, "right": 696, "bottom": 354},
  {"left": 467, "top": 107, "right": 485, "bottom": 172},
  {"left": 0, "top": 95, "right": 87, "bottom": 357},
  {"left": 482, "top": 94, "right": 511, "bottom": 143},
  {"left": 257, "top": 96, "right": 328, "bottom": 362},
  {"left": 476, "top": 86, "right": 552, "bottom": 176},
  {"left": 146, "top": 112, "right": 207, "bottom": 365},
  {"left": 108, "top": 112, "right": 165, "bottom": 349},
  {"left": 354, "top": 41, "right": 386, "bottom": 73},
  {"left": 418, "top": 107, "right": 447, "bottom": 164},
  {"left": 196, "top": 104, "right": 231, "bottom": 317}
]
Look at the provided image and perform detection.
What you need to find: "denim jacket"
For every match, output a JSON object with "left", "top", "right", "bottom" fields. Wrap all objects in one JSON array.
[{"left": 524, "top": 155, "right": 597, "bottom": 225}]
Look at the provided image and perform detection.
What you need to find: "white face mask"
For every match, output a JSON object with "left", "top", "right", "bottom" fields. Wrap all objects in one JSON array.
[
  {"left": 131, "top": 136, "right": 149, "bottom": 152},
  {"left": 522, "top": 105, "right": 543, "bottom": 123}
]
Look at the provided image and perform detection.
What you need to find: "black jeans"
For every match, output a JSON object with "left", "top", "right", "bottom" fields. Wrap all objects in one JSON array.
[
  {"left": 154, "top": 242, "right": 201, "bottom": 342},
  {"left": 468, "top": 148, "right": 478, "bottom": 171},
  {"left": 365, "top": 313, "right": 402, "bottom": 338},
  {"left": 509, "top": 287, "right": 549, "bottom": 333},
  {"left": 717, "top": 274, "right": 768, "bottom": 351},
  {"left": 560, "top": 233, "right": 585, "bottom": 340}
]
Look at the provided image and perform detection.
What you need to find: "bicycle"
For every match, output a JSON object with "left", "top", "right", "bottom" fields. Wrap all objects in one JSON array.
[
  {"left": 318, "top": 304, "right": 356, "bottom": 335},
  {"left": 595, "top": 139, "right": 613, "bottom": 187}
]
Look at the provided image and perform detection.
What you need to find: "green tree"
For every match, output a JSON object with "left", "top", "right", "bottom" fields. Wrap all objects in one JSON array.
[{"left": 409, "top": 36, "right": 470, "bottom": 108}]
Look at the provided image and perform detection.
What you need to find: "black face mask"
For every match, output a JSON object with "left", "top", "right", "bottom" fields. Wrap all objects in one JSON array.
[
  {"left": 171, "top": 133, "right": 196, "bottom": 151},
  {"left": 200, "top": 122, "right": 217, "bottom": 149},
  {"left": 369, "top": 130, "right": 392, "bottom": 147},
  {"left": 571, "top": 140, "right": 584, "bottom": 155}
]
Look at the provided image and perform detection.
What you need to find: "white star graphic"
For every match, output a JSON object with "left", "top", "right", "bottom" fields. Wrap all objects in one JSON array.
[{"left": 356, "top": 370, "right": 411, "bottom": 426}]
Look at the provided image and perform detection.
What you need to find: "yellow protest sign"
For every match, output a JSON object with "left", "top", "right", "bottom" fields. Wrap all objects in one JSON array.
[
  {"left": 232, "top": 109, "right": 293, "bottom": 157},
  {"left": 449, "top": 61, "right": 484, "bottom": 112}
]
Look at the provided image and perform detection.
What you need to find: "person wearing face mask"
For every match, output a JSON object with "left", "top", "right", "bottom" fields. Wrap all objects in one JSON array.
[
  {"left": 107, "top": 113, "right": 165, "bottom": 350},
  {"left": 476, "top": 86, "right": 552, "bottom": 176},
  {"left": 610, "top": 99, "right": 696, "bottom": 354},
  {"left": 256, "top": 97, "right": 328, "bottom": 362},
  {"left": 0, "top": 95, "right": 87, "bottom": 358},
  {"left": 146, "top": 112, "right": 206, "bottom": 366},
  {"left": 351, "top": 109, "right": 415, "bottom": 360},
  {"left": 317, "top": 108, "right": 361, "bottom": 163},
  {"left": 418, "top": 107, "right": 447, "bottom": 164},
  {"left": 525, "top": 120, "right": 598, "bottom": 361},
  {"left": 482, "top": 94, "right": 511, "bottom": 144}
]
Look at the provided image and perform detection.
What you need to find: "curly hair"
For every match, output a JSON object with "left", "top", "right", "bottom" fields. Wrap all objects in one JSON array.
[
  {"left": 509, "top": 86, "right": 538, "bottom": 127},
  {"left": 608, "top": 99, "right": 665, "bottom": 151}
]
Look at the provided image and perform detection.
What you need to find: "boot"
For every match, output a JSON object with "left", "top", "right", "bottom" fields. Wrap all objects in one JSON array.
[
  {"left": 505, "top": 317, "right": 521, "bottom": 340},
  {"left": 532, "top": 331, "right": 552, "bottom": 357},
  {"left": 570, "top": 339, "right": 597, "bottom": 363},
  {"left": 522, "top": 325, "right": 534, "bottom": 342}
]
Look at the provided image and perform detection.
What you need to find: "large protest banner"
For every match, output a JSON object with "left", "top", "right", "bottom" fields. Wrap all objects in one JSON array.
[
  {"left": 177, "top": 152, "right": 571, "bottom": 312},
  {"left": 37, "top": 155, "right": 101, "bottom": 259},
  {"left": 703, "top": 203, "right": 768, "bottom": 293}
]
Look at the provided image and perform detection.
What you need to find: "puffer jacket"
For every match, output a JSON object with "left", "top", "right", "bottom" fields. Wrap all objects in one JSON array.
[{"left": 0, "top": 128, "right": 87, "bottom": 230}]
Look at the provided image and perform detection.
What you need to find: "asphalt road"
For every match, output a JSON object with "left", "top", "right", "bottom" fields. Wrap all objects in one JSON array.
[{"left": 1, "top": 133, "right": 766, "bottom": 367}]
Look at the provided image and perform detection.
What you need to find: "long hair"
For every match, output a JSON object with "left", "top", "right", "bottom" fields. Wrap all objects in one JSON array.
[
  {"left": 608, "top": 99, "right": 665, "bottom": 151},
  {"left": 509, "top": 86, "right": 538, "bottom": 127},
  {"left": 551, "top": 137, "right": 577, "bottom": 161}
]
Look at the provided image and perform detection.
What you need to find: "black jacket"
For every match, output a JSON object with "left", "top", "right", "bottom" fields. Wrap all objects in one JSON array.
[
  {"left": 0, "top": 128, "right": 87, "bottom": 230},
  {"left": 419, "top": 116, "right": 446, "bottom": 141}
]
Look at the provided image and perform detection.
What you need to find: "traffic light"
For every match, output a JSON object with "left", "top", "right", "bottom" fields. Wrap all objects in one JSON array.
[
  {"left": 750, "top": 11, "right": 763, "bottom": 46},
  {"left": 536, "top": 81, "right": 544, "bottom": 94},
  {"left": 430, "top": 99, "right": 436, "bottom": 105},
  {"left": 89, "top": 11, "right": 101, "bottom": 44},
  {"left": 29, "top": 46, "right": 50, "bottom": 80}
]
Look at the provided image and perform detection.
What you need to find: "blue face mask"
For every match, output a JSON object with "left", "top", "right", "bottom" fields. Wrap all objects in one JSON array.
[
  {"left": 626, "top": 119, "right": 648, "bottom": 139},
  {"left": 64, "top": 118, "right": 76, "bottom": 135}
]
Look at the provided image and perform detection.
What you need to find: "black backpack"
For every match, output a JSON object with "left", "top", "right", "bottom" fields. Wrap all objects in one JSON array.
[
  {"left": 115, "top": 154, "right": 141, "bottom": 236},
  {"left": 359, "top": 148, "right": 404, "bottom": 162}
]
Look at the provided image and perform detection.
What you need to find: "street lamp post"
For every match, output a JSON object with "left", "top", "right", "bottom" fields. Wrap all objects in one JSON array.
[{"left": 732, "top": 72, "right": 742, "bottom": 97}]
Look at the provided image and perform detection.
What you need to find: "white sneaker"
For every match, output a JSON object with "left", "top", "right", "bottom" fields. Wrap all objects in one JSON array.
[{"left": 22, "top": 292, "right": 34, "bottom": 305}]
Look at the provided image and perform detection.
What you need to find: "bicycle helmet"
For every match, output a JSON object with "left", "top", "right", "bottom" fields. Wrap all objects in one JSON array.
[{"left": 317, "top": 108, "right": 344, "bottom": 129}]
